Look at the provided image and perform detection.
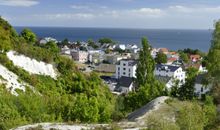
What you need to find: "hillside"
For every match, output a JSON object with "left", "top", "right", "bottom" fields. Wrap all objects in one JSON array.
[
  {"left": 7, "top": 51, "right": 57, "bottom": 79},
  {"left": 0, "top": 17, "right": 116, "bottom": 130},
  {"left": 0, "top": 17, "right": 219, "bottom": 130}
]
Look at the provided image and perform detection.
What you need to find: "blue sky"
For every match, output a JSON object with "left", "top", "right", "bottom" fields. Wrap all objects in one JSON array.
[{"left": 1, "top": 0, "right": 220, "bottom": 29}]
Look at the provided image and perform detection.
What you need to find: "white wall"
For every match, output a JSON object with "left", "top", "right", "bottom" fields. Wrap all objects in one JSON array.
[
  {"left": 155, "top": 67, "right": 185, "bottom": 83},
  {"left": 116, "top": 60, "right": 136, "bottom": 79},
  {"left": 7, "top": 51, "right": 57, "bottom": 79},
  {"left": 195, "top": 84, "right": 211, "bottom": 96}
]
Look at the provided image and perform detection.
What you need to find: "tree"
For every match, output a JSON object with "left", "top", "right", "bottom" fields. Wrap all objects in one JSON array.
[
  {"left": 44, "top": 41, "right": 59, "bottom": 54},
  {"left": 98, "top": 38, "right": 114, "bottom": 45},
  {"left": 178, "top": 77, "right": 195, "bottom": 100},
  {"left": 207, "top": 20, "right": 220, "bottom": 103},
  {"left": 203, "top": 96, "right": 217, "bottom": 128},
  {"left": 136, "top": 37, "right": 155, "bottom": 86},
  {"left": 179, "top": 52, "right": 189, "bottom": 63},
  {"left": 155, "top": 52, "right": 167, "bottom": 64},
  {"left": 88, "top": 39, "right": 98, "bottom": 49},
  {"left": 124, "top": 38, "right": 164, "bottom": 111},
  {"left": 20, "top": 28, "right": 37, "bottom": 43},
  {"left": 61, "top": 38, "right": 69, "bottom": 46}
]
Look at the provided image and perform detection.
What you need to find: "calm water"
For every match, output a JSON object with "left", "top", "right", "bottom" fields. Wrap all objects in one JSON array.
[{"left": 15, "top": 27, "right": 213, "bottom": 52}]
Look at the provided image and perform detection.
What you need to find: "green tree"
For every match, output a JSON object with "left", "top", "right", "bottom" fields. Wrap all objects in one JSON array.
[
  {"left": 61, "top": 38, "right": 69, "bottom": 46},
  {"left": 136, "top": 37, "right": 155, "bottom": 86},
  {"left": 20, "top": 28, "right": 37, "bottom": 43},
  {"left": 124, "top": 38, "right": 164, "bottom": 111},
  {"left": 179, "top": 52, "right": 189, "bottom": 63},
  {"left": 203, "top": 96, "right": 217, "bottom": 128},
  {"left": 88, "top": 39, "right": 98, "bottom": 49},
  {"left": 99, "top": 38, "right": 114, "bottom": 45},
  {"left": 178, "top": 78, "right": 195, "bottom": 100},
  {"left": 44, "top": 41, "right": 59, "bottom": 54},
  {"left": 177, "top": 67, "right": 198, "bottom": 100},
  {"left": 207, "top": 20, "right": 220, "bottom": 103},
  {"left": 155, "top": 52, "right": 167, "bottom": 64}
]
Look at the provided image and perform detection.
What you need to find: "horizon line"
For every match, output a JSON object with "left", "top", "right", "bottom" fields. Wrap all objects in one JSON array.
[{"left": 13, "top": 25, "right": 213, "bottom": 31}]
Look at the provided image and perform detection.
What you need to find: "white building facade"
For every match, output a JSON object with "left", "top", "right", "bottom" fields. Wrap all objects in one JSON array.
[
  {"left": 116, "top": 59, "right": 137, "bottom": 79},
  {"left": 155, "top": 64, "right": 186, "bottom": 83},
  {"left": 71, "top": 51, "right": 88, "bottom": 63}
]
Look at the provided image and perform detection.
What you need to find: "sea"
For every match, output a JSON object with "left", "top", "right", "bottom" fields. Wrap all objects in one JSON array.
[{"left": 15, "top": 27, "right": 213, "bottom": 52}]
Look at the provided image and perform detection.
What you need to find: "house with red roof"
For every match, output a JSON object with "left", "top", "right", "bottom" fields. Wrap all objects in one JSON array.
[{"left": 190, "top": 54, "right": 201, "bottom": 62}]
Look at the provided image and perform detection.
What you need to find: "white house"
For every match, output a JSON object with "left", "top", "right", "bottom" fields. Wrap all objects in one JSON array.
[
  {"left": 71, "top": 50, "right": 88, "bottom": 63},
  {"left": 116, "top": 44, "right": 126, "bottom": 50},
  {"left": 194, "top": 74, "right": 211, "bottom": 97},
  {"left": 116, "top": 59, "right": 137, "bottom": 79},
  {"left": 151, "top": 48, "right": 159, "bottom": 59},
  {"left": 155, "top": 64, "right": 186, "bottom": 83},
  {"left": 116, "top": 76, "right": 134, "bottom": 94},
  {"left": 39, "top": 37, "right": 58, "bottom": 44},
  {"left": 61, "top": 45, "right": 71, "bottom": 55},
  {"left": 126, "top": 44, "right": 139, "bottom": 53}
]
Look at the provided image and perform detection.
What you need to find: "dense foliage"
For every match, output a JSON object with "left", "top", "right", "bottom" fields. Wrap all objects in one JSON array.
[
  {"left": 0, "top": 17, "right": 116, "bottom": 129},
  {"left": 124, "top": 37, "right": 165, "bottom": 111},
  {"left": 155, "top": 52, "right": 167, "bottom": 64},
  {"left": 146, "top": 97, "right": 217, "bottom": 130},
  {"left": 98, "top": 38, "right": 115, "bottom": 45},
  {"left": 208, "top": 21, "right": 220, "bottom": 103},
  {"left": 0, "top": 17, "right": 18, "bottom": 52},
  {"left": 20, "top": 28, "right": 37, "bottom": 44},
  {"left": 0, "top": 17, "right": 219, "bottom": 130}
]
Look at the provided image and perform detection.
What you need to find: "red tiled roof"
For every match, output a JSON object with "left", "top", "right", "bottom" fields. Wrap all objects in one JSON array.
[{"left": 168, "top": 57, "right": 177, "bottom": 62}]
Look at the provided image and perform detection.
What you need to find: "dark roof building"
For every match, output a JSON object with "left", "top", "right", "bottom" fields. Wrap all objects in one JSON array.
[
  {"left": 117, "top": 76, "right": 133, "bottom": 88},
  {"left": 156, "top": 64, "right": 180, "bottom": 72}
]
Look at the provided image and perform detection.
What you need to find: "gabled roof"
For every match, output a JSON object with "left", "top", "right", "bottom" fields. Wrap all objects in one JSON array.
[
  {"left": 118, "top": 76, "right": 133, "bottom": 88},
  {"left": 156, "top": 64, "right": 180, "bottom": 72},
  {"left": 159, "top": 48, "right": 169, "bottom": 53},
  {"left": 119, "top": 59, "right": 137, "bottom": 66},
  {"left": 167, "top": 57, "right": 177, "bottom": 62}
]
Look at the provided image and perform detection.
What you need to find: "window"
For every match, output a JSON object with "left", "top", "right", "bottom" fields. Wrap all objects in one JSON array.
[
  {"left": 129, "top": 73, "right": 131, "bottom": 77},
  {"left": 123, "top": 68, "right": 126, "bottom": 70},
  {"left": 123, "top": 72, "right": 126, "bottom": 75},
  {"left": 123, "top": 63, "right": 126, "bottom": 66},
  {"left": 201, "top": 87, "right": 203, "bottom": 92},
  {"left": 118, "top": 67, "right": 120, "bottom": 70},
  {"left": 129, "top": 69, "right": 131, "bottom": 72}
]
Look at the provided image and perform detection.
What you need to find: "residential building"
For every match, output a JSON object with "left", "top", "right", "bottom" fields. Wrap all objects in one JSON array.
[
  {"left": 155, "top": 64, "right": 186, "bottom": 83},
  {"left": 167, "top": 57, "right": 178, "bottom": 65},
  {"left": 194, "top": 74, "right": 211, "bottom": 97},
  {"left": 71, "top": 50, "right": 88, "bottom": 63},
  {"left": 116, "top": 44, "right": 126, "bottom": 50},
  {"left": 155, "top": 75, "right": 173, "bottom": 89},
  {"left": 115, "top": 76, "right": 135, "bottom": 94},
  {"left": 126, "top": 44, "right": 139, "bottom": 53},
  {"left": 159, "top": 48, "right": 169, "bottom": 54},
  {"left": 104, "top": 54, "right": 126, "bottom": 64},
  {"left": 61, "top": 45, "right": 71, "bottom": 55},
  {"left": 39, "top": 37, "right": 58, "bottom": 45},
  {"left": 116, "top": 59, "right": 137, "bottom": 79},
  {"left": 190, "top": 54, "right": 201, "bottom": 62},
  {"left": 151, "top": 48, "right": 159, "bottom": 58}
]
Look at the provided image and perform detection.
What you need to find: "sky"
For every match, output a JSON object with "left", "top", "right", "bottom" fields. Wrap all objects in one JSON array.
[{"left": 0, "top": 0, "right": 220, "bottom": 29}]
